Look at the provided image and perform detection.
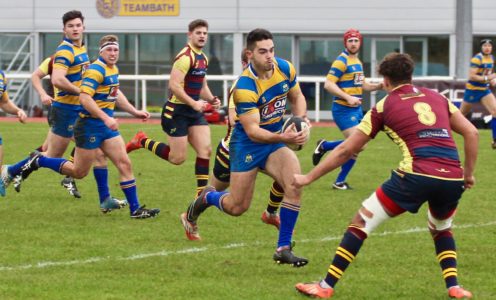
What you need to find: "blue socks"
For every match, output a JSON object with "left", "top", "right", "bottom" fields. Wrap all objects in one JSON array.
[
  {"left": 120, "top": 179, "right": 139, "bottom": 213},
  {"left": 38, "top": 156, "right": 68, "bottom": 173},
  {"left": 206, "top": 191, "right": 228, "bottom": 211},
  {"left": 7, "top": 157, "right": 31, "bottom": 177},
  {"left": 93, "top": 167, "right": 110, "bottom": 204},
  {"left": 322, "top": 140, "right": 343, "bottom": 152},
  {"left": 491, "top": 118, "right": 496, "bottom": 139},
  {"left": 336, "top": 158, "right": 356, "bottom": 183},
  {"left": 278, "top": 202, "right": 300, "bottom": 248}
]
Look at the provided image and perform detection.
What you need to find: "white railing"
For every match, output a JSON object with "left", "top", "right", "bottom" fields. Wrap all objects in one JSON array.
[{"left": 6, "top": 73, "right": 460, "bottom": 121}]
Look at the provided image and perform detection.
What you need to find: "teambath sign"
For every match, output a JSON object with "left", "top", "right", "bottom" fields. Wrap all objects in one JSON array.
[{"left": 97, "top": 0, "right": 179, "bottom": 18}]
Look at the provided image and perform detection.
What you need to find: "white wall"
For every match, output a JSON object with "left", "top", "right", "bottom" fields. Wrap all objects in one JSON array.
[{"left": 0, "top": 0, "right": 480, "bottom": 34}]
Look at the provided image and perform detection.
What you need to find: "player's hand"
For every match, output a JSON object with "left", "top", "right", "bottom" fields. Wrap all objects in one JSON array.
[
  {"left": 209, "top": 96, "right": 221, "bottom": 110},
  {"left": 41, "top": 94, "right": 54, "bottom": 106},
  {"left": 193, "top": 100, "right": 208, "bottom": 112},
  {"left": 17, "top": 109, "right": 27, "bottom": 123},
  {"left": 135, "top": 110, "right": 150, "bottom": 121},
  {"left": 463, "top": 175, "right": 475, "bottom": 190},
  {"left": 292, "top": 174, "right": 311, "bottom": 189},
  {"left": 104, "top": 117, "right": 119, "bottom": 131},
  {"left": 347, "top": 96, "right": 362, "bottom": 107},
  {"left": 281, "top": 123, "right": 307, "bottom": 145}
]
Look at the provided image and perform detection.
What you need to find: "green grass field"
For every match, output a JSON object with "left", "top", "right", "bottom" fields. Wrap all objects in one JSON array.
[{"left": 0, "top": 121, "right": 495, "bottom": 299}]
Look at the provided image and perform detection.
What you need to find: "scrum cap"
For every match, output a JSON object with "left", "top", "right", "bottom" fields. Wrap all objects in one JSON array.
[{"left": 343, "top": 28, "right": 362, "bottom": 46}]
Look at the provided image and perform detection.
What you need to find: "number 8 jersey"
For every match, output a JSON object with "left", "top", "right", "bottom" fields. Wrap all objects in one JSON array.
[{"left": 358, "top": 84, "right": 463, "bottom": 180}]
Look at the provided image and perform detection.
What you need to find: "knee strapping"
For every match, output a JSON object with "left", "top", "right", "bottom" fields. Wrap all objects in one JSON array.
[
  {"left": 358, "top": 192, "right": 391, "bottom": 235},
  {"left": 427, "top": 210, "right": 453, "bottom": 231}
]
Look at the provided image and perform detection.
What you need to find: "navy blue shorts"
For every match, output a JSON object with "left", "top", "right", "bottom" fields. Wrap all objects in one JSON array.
[
  {"left": 74, "top": 117, "right": 120, "bottom": 150},
  {"left": 381, "top": 170, "right": 464, "bottom": 216},
  {"left": 49, "top": 106, "right": 79, "bottom": 138},
  {"left": 161, "top": 101, "right": 208, "bottom": 137},
  {"left": 213, "top": 140, "right": 230, "bottom": 183},
  {"left": 0, "top": 133, "right": 3, "bottom": 145}
]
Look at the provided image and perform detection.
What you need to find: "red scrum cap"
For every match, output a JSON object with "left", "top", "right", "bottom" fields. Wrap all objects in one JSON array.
[{"left": 343, "top": 28, "right": 362, "bottom": 46}]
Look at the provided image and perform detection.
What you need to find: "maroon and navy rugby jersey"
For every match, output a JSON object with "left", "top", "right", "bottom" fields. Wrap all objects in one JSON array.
[
  {"left": 168, "top": 43, "right": 208, "bottom": 104},
  {"left": 358, "top": 84, "right": 463, "bottom": 180}
]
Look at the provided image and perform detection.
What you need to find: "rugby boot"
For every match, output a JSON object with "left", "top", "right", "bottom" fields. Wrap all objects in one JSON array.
[
  {"left": 295, "top": 281, "right": 334, "bottom": 298},
  {"left": 126, "top": 131, "right": 148, "bottom": 153},
  {"left": 273, "top": 246, "right": 308, "bottom": 267}
]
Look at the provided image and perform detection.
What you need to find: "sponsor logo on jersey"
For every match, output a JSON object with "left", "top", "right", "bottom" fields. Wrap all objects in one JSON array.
[{"left": 261, "top": 97, "right": 287, "bottom": 120}]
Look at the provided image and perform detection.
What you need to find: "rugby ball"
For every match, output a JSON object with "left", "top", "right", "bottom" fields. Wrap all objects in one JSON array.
[{"left": 281, "top": 116, "right": 310, "bottom": 151}]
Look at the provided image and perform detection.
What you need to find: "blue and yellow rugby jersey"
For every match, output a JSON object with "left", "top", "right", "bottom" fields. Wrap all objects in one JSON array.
[
  {"left": 465, "top": 52, "right": 494, "bottom": 91},
  {"left": 0, "top": 70, "right": 8, "bottom": 101},
  {"left": 232, "top": 57, "right": 299, "bottom": 142},
  {"left": 326, "top": 50, "right": 364, "bottom": 107},
  {"left": 169, "top": 43, "right": 208, "bottom": 105},
  {"left": 79, "top": 57, "right": 119, "bottom": 118},
  {"left": 52, "top": 37, "right": 90, "bottom": 110}
]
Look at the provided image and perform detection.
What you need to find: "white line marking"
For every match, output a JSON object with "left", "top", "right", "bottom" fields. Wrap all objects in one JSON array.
[{"left": 1, "top": 221, "right": 494, "bottom": 272}]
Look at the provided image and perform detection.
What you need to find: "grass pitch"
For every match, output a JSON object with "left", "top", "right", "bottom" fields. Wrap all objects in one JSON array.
[{"left": 0, "top": 121, "right": 495, "bottom": 299}]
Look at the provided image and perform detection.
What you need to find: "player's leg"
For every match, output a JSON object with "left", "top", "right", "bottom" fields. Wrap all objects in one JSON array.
[
  {"left": 101, "top": 135, "right": 159, "bottom": 218},
  {"left": 332, "top": 119, "right": 360, "bottom": 190},
  {"left": 92, "top": 148, "right": 127, "bottom": 212},
  {"left": 0, "top": 137, "right": 5, "bottom": 196},
  {"left": 211, "top": 140, "right": 230, "bottom": 192},
  {"left": 260, "top": 180, "right": 284, "bottom": 230},
  {"left": 428, "top": 181, "right": 472, "bottom": 299},
  {"left": 181, "top": 168, "right": 258, "bottom": 241},
  {"left": 480, "top": 92, "right": 496, "bottom": 148},
  {"left": 60, "top": 146, "right": 81, "bottom": 198},
  {"left": 296, "top": 186, "right": 405, "bottom": 297},
  {"left": 264, "top": 146, "right": 307, "bottom": 266},
  {"left": 188, "top": 125, "right": 212, "bottom": 196}
]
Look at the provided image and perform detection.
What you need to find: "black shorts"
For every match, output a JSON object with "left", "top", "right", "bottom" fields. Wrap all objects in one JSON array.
[
  {"left": 381, "top": 170, "right": 464, "bottom": 216},
  {"left": 213, "top": 140, "right": 230, "bottom": 183},
  {"left": 161, "top": 101, "right": 208, "bottom": 137}
]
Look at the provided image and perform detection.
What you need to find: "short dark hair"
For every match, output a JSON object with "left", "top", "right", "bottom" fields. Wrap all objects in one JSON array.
[
  {"left": 188, "top": 19, "right": 208, "bottom": 32},
  {"left": 62, "top": 10, "right": 84, "bottom": 26},
  {"left": 246, "top": 28, "right": 273, "bottom": 51},
  {"left": 378, "top": 53, "right": 415, "bottom": 86}
]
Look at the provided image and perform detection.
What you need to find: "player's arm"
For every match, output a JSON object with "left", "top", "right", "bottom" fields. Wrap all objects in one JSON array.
[
  {"left": 169, "top": 67, "right": 205, "bottom": 112},
  {"left": 294, "top": 130, "right": 370, "bottom": 187},
  {"left": 287, "top": 85, "right": 307, "bottom": 119},
  {"left": 31, "top": 68, "right": 53, "bottom": 105},
  {"left": 362, "top": 79, "right": 383, "bottom": 92},
  {"left": 239, "top": 111, "right": 306, "bottom": 144},
  {"left": 324, "top": 78, "right": 361, "bottom": 106},
  {"left": 51, "top": 68, "right": 80, "bottom": 95},
  {"left": 0, "top": 92, "right": 27, "bottom": 123},
  {"left": 116, "top": 90, "right": 150, "bottom": 121},
  {"left": 200, "top": 78, "right": 221, "bottom": 108},
  {"left": 449, "top": 110, "right": 479, "bottom": 189},
  {"left": 468, "top": 67, "right": 495, "bottom": 82}
]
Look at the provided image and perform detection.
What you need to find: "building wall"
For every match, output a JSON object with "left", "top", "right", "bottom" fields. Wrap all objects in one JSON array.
[{"left": 2, "top": 0, "right": 491, "bottom": 34}]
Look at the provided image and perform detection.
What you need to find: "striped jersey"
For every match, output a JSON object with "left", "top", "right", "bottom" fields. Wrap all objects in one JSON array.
[
  {"left": 0, "top": 70, "right": 7, "bottom": 101},
  {"left": 358, "top": 84, "right": 463, "bottom": 180},
  {"left": 465, "top": 52, "right": 494, "bottom": 91},
  {"left": 232, "top": 57, "right": 300, "bottom": 143},
  {"left": 80, "top": 57, "right": 119, "bottom": 118},
  {"left": 52, "top": 37, "right": 90, "bottom": 110},
  {"left": 326, "top": 50, "right": 364, "bottom": 107},
  {"left": 169, "top": 43, "right": 208, "bottom": 105}
]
